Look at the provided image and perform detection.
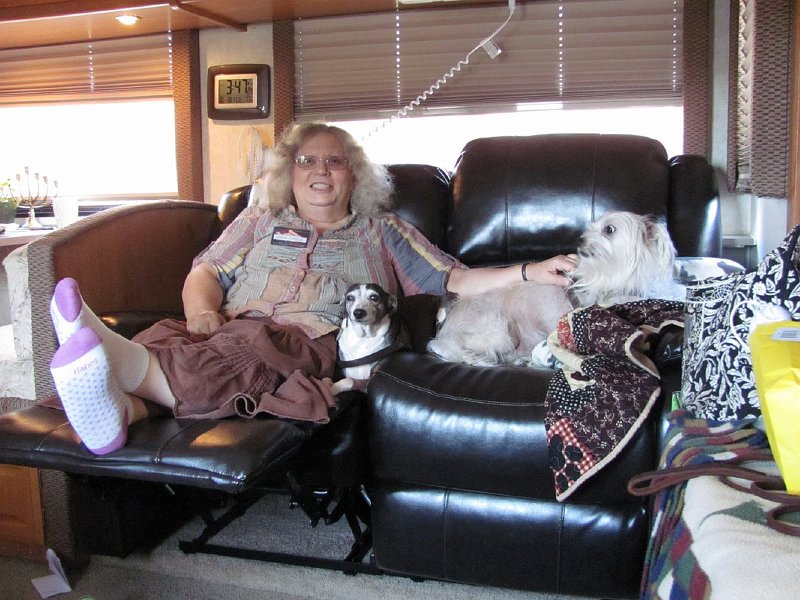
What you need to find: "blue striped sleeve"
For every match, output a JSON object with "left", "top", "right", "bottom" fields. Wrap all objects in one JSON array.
[{"left": 379, "top": 214, "right": 462, "bottom": 295}]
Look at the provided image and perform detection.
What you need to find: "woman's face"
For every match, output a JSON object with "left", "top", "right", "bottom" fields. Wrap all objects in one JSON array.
[{"left": 292, "top": 131, "right": 354, "bottom": 221}]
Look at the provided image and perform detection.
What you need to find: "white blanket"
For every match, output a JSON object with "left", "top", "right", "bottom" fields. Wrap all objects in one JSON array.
[{"left": 682, "top": 467, "right": 800, "bottom": 600}]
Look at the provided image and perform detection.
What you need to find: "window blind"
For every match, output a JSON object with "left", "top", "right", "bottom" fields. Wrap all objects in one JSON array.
[
  {"left": 727, "top": 0, "right": 792, "bottom": 198},
  {"left": 0, "top": 33, "right": 173, "bottom": 105},
  {"left": 294, "top": 0, "right": 683, "bottom": 120},
  {"left": 731, "top": 0, "right": 754, "bottom": 192}
]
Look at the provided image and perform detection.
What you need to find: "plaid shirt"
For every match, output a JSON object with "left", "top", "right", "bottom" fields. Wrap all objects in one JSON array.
[{"left": 195, "top": 205, "right": 460, "bottom": 338}]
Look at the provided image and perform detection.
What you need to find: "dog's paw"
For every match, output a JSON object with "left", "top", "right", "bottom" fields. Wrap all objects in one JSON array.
[
  {"left": 331, "top": 377, "right": 355, "bottom": 395},
  {"left": 435, "top": 292, "right": 459, "bottom": 325}
]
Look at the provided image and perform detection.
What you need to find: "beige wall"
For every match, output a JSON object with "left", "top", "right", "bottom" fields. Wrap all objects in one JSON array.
[{"left": 200, "top": 23, "right": 276, "bottom": 205}]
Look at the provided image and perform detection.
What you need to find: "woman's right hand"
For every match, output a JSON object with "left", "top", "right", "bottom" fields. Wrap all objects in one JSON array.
[
  {"left": 186, "top": 310, "right": 226, "bottom": 336},
  {"left": 182, "top": 262, "right": 226, "bottom": 336}
]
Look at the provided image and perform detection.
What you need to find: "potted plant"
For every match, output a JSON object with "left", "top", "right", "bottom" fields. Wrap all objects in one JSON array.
[{"left": 0, "top": 180, "right": 19, "bottom": 224}]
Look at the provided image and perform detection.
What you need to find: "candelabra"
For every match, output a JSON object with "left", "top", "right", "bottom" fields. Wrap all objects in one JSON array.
[{"left": 16, "top": 167, "right": 58, "bottom": 229}]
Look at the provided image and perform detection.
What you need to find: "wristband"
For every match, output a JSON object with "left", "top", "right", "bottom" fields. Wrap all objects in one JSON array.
[{"left": 521, "top": 262, "right": 530, "bottom": 282}]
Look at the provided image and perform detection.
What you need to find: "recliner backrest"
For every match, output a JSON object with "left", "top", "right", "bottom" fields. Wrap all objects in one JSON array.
[{"left": 445, "top": 133, "right": 721, "bottom": 266}]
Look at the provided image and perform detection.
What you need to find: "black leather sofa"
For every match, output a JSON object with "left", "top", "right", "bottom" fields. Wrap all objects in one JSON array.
[
  {"left": 0, "top": 134, "right": 721, "bottom": 599},
  {"left": 366, "top": 134, "right": 721, "bottom": 599}
]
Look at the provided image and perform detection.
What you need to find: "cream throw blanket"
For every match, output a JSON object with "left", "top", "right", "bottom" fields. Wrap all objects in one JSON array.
[{"left": 681, "top": 468, "right": 800, "bottom": 600}]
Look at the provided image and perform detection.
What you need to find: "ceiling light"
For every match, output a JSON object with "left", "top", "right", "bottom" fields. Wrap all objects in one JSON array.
[{"left": 115, "top": 15, "right": 141, "bottom": 26}]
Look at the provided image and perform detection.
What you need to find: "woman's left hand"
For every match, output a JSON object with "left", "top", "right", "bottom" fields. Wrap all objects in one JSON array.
[{"left": 524, "top": 254, "right": 577, "bottom": 287}]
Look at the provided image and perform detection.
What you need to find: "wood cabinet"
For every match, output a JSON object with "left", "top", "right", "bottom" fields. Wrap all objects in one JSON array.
[{"left": 0, "top": 464, "right": 45, "bottom": 560}]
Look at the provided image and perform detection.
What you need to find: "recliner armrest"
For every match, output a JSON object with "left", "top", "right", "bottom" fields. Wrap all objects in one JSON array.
[
  {"left": 20, "top": 200, "right": 219, "bottom": 399},
  {"left": 31, "top": 200, "right": 219, "bottom": 314}
]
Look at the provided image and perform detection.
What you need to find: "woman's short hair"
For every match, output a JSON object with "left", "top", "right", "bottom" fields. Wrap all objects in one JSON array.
[{"left": 261, "top": 122, "right": 394, "bottom": 216}]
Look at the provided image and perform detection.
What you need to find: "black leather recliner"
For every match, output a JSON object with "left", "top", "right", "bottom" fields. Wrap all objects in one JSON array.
[{"left": 366, "top": 134, "right": 721, "bottom": 599}]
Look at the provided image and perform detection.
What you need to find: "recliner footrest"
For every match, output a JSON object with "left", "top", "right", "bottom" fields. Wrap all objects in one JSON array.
[
  {"left": 0, "top": 396, "right": 375, "bottom": 572},
  {"left": 0, "top": 405, "right": 307, "bottom": 494}
]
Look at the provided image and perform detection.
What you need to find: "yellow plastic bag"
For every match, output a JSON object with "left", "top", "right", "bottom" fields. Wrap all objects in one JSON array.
[{"left": 750, "top": 321, "right": 800, "bottom": 494}]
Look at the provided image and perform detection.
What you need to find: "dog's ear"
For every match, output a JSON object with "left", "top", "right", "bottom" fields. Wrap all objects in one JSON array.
[
  {"left": 388, "top": 293, "right": 399, "bottom": 315},
  {"left": 646, "top": 220, "right": 677, "bottom": 273}
]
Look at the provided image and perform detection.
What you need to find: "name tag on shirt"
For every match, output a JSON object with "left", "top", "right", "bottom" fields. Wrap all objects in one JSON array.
[{"left": 271, "top": 227, "right": 311, "bottom": 248}]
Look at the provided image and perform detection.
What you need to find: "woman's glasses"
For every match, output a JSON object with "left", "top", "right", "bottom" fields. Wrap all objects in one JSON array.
[{"left": 294, "top": 155, "right": 350, "bottom": 170}]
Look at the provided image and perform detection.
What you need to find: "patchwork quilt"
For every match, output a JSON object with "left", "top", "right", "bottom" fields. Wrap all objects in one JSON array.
[{"left": 544, "top": 299, "right": 684, "bottom": 501}]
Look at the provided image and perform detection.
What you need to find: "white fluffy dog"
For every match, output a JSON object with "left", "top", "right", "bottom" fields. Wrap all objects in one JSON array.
[
  {"left": 427, "top": 211, "right": 684, "bottom": 366},
  {"left": 569, "top": 210, "right": 683, "bottom": 306}
]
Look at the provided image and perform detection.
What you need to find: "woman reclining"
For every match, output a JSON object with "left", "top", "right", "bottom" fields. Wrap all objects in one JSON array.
[{"left": 48, "top": 121, "right": 576, "bottom": 454}]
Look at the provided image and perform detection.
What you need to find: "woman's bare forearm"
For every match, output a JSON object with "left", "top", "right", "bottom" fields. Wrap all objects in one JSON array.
[
  {"left": 446, "top": 254, "right": 577, "bottom": 296},
  {"left": 182, "top": 263, "right": 226, "bottom": 334}
]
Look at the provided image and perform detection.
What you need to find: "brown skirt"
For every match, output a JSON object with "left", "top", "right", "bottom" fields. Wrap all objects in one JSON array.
[{"left": 132, "top": 317, "right": 338, "bottom": 423}]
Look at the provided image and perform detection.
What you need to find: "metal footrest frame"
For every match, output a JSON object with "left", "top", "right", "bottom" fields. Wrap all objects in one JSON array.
[{"left": 177, "top": 476, "right": 380, "bottom": 575}]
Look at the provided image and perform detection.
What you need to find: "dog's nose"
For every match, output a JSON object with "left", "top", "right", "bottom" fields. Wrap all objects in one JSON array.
[{"left": 352, "top": 308, "right": 367, "bottom": 320}]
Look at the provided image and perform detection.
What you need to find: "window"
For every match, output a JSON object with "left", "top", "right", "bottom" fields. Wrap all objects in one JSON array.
[
  {"left": 335, "top": 102, "right": 683, "bottom": 170},
  {"left": 0, "top": 100, "right": 177, "bottom": 199},
  {"left": 293, "top": 1, "right": 684, "bottom": 167},
  {"left": 0, "top": 34, "right": 178, "bottom": 201}
]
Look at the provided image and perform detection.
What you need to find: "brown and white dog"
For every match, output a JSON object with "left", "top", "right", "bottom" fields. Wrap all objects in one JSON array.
[
  {"left": 427, "top": 211, "right": 685, "bottom": 367},
  {"left": 331, "top": 283, "right": 411, "bottom": 394}
]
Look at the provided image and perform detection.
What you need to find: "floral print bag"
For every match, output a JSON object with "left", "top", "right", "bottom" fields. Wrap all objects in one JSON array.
[{"left": 681, "top": 224, "right": 800, "bottom": 420}]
